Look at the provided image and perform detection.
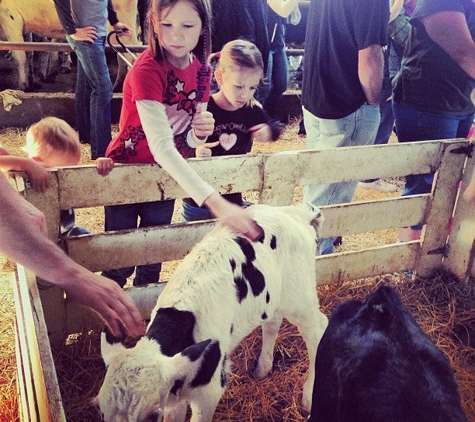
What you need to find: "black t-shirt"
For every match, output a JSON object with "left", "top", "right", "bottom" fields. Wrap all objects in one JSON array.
[
  {"left": 184, "top": 96, "right": 282, "bottom": 208},
  {"left": 206, "top": 96, "right": 280, "bottom": 156},
  {"left": 393, "top": 0, "right": 475, "bottom": 116},
  {"left": 211, "top": 0, "right": 270, "bottom": 72},
  {"left": 301, "top": 0, "right": 389, "bottom": 119}
]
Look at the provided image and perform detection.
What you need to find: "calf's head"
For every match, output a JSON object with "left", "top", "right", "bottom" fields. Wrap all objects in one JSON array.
[
  {"left": 279, "top": 203, "right": 324, "bottom": 237},
  {"left": 94, "top": 330, "right": 215, "bottom": 422}
]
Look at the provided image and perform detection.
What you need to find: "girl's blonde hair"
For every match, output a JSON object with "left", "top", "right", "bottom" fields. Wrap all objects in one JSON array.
[
  {"left": 211, "top": 39, "right": 264, "bottom": 75},
  {"left": 211, "top": 39, "right": 264, "bottom": 107},
  {"left": 148, "top": 0, "right": 212, "bottom": 65},
  {"left": 24, "top": 117, "right": 81, "bottom": 163}
]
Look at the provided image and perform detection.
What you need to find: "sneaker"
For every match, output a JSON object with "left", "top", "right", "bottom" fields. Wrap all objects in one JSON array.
[{"left": 358, "top": 179, "right": 398, "bottom": 193}]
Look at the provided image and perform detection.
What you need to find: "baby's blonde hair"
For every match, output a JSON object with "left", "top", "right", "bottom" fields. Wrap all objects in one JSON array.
[{"left": 24, "top": 117, "right": 81, "bottom": 164}]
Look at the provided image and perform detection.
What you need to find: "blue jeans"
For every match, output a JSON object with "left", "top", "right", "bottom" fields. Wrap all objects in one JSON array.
[
  {"left": 263, "top": 46, "right": 289, "bottom": 118},
  {"left": 102, "top": 200, "right": 175, "bottom": 287},
  {"left": 302, "top": 104, "right": 381, "bottom": 255},
  {"left": 392, "top": 101, "right": 474, "bottom": 229},
  {"left": 181, "top": 201, "right": 213, "bottom": 222},
  {"left": 66, "top": 35, "right": 112, "bottom": 158},
  {"left": 362, "top": 76, "right": 394, "bottom": 183}
]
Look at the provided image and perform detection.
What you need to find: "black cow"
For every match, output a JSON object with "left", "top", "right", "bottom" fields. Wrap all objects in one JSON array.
[{"left": 308, "top": 285, "right": 467, "bottom": 422}]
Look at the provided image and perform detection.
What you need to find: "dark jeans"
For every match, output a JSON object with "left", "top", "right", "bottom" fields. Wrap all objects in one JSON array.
[
  {"left": 102, "top": 200, "right": 175, "bottom": 287},
  {"left": 66, "top": 35, "right": 112, "bottom": 158},
  {"left": 263, "top": 46, "right": 289, "bottom": 118},
  {"left": 392, "top": 100, "right": 474, "bottom": 229}
]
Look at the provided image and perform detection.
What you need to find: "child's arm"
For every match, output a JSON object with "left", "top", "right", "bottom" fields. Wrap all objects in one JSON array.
[
  {"left": 248, "top": 112, "right": 284, "bottom": 143},
  {"left": 0, "top": 155, "right": 49, "bottom": 192},
  {"left": 248, "top": 124, "right": 273, "bottom": 143},
  {"left": 248, "top": 101, "right": 285, "bottom": 143},
  {"left": 96, "top": 157, "right": 115, "bottom": 177},
  {"left": 0, "top": 146, "right": 11, "bottom": 156},
  {"left": 195, "top": 141, "right": 220, "bottom": 158}
]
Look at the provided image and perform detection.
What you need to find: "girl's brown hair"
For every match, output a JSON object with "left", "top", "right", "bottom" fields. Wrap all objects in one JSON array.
[{"left": 147, "top": 0, "right": 212, "bottom": 65}]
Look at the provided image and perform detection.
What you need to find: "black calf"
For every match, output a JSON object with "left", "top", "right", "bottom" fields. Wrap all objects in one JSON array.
[{"left": 308, "top": 285, "right": 467, "bottom": 422}]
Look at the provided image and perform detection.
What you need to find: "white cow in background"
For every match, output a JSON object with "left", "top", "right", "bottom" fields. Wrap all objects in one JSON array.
[{"left": 0, "top": 0, "right": 140, "bottom": 91}]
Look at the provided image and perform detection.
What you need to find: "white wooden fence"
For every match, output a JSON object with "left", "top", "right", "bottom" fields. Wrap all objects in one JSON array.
[{"left": 10, "top": 139, "right": 475, "bottom": 421}]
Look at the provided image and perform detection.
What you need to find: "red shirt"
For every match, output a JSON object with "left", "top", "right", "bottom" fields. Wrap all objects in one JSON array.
[{"left": 106, "top": 49, "right": 211, "bottom": 163}]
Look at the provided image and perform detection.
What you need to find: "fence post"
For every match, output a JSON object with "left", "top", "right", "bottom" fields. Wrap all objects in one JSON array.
[
  {"left": 443, "top": 146, "right": 475, "bottom": 279},
  {"left": 14, "top": 172, "right": 68, "bottom": 346},
  {"left": 416, "top": 140, "right": 469, "bottom": 278},
  {"left": 14, "top": 265, "right": 67, "bottom": 421}
]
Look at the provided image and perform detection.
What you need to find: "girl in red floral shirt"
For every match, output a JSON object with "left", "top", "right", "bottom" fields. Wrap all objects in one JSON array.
[{"left": 103, "top": 0, "right": 261, "bottom": 287}]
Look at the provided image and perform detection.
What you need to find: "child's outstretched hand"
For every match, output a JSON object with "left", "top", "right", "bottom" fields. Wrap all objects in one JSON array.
[
  {"left": 25, "top": 160, "right": 49, "bottom": 193},
  {"left": 192, "top": 103, "right": 215, "bottom": 139},
  {"left": 196, "top": 141, "right": 220, "bottom": 158},
  {"left": 96, "top": 157, "right": 114, "bottom": 177},
  {"left": 248, "top": 124, "right": 272, "bottom": 143}
]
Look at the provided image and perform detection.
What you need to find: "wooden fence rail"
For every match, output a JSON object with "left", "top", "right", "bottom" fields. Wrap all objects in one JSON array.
[{"left": 0, "top": 41, "right": 305, "bottom": 56}]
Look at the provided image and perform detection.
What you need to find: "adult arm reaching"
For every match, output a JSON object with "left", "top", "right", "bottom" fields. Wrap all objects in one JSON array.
[{"left": 0, "top": 174, "right": 145, "bottom": 338}]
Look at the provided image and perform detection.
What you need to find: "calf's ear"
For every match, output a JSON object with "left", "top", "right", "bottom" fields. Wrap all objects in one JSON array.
[
  {"left": 101, "top": 327, "right": 127, "bottom": 366},
  {"left": 169, "top": 339, "right": 215, "bottom": 376},
  {"left": 305, "top": 203, "right": 324, "bottom": 237}
]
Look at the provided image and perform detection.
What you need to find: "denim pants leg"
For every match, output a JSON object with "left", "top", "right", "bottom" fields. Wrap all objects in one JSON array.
[
  {"left": 181, "top": 202, "right": 214, "bottom": 222},
  {"left": 392, "top": 101, "right": 474, "bottom": 229},
  {"left": 66, "top": 35, "right": 112, "bottom": 158},
  {"left": 363, "top": 76, "right": 394, "bottom": 183},
  {"left": 263, "top": 47, "right": 289, "bottom": 118},
  {"left": 302, "top": 104, "right": 380, "bottom": 255},
  {"left": 102, "top": 203, "right": 141, "bottom": 287},
  {"left": 134, "top": 200, "right": 175, "bottom": 285},
  {"left": 102, "top": 200, "right": 175, "bottom": 287}
]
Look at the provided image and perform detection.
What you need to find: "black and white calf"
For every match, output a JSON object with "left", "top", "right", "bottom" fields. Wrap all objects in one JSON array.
[
  {"left": 95, "top": 204, "right": 328, "bottom": 422},
  {"left": 308, "top": 285, "right": 467, "bottom": 422}
]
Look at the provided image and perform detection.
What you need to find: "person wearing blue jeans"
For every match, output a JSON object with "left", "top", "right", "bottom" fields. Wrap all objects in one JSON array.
[
  {"left": 358, "top": 45, "right": 398, "bottom": 193},
  {"left": 263, "top": 6, "right": 289, "bottom": 119},
  {"left": 53, "top": 0, "right": 132, "bottom": 159},
  {"left": 66, "top": 36, "right": 113, "bottom": 159},
  {"left": 392, "top": 0, "right": 475, "bottom": 241},
  {"left": 102, "top": 200, "right": 175, "bottom": 287},
  {"left": 302, "top": 105, "right": 381, "bottom": 255},
  {"left": 301, "top": 0, "right": 388, "bottom": 255},
  {"left": 392, "top": 102, "right": 473, "bottom": 222}
]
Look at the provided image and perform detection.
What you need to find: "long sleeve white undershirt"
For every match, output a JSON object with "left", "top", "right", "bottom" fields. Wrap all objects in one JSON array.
[{"left": 136, "top": 99, "right": 214, "bottom": 206}]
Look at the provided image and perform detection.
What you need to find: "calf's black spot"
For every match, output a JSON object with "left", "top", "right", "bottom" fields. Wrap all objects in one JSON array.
[
  {"left": 235, "top": 237, "right": 256, "bottom": 262},
  {"left": 270, "top": 235, "right": 277, "bottom": 250},
  {"left": 190, "top": 341, "right": 221, "bottom": 388},
  {"left": 242, "top": 261, "right": 265, "bottom": 297},
  {"left": 170, "top": 378, "right": 185, "bottom": 396},
  {"left": 146, "top": 308, "right": 196, "bottom": 357},
  {"left": 234, "top": 275, "right": 248, "bottom": 303}
]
